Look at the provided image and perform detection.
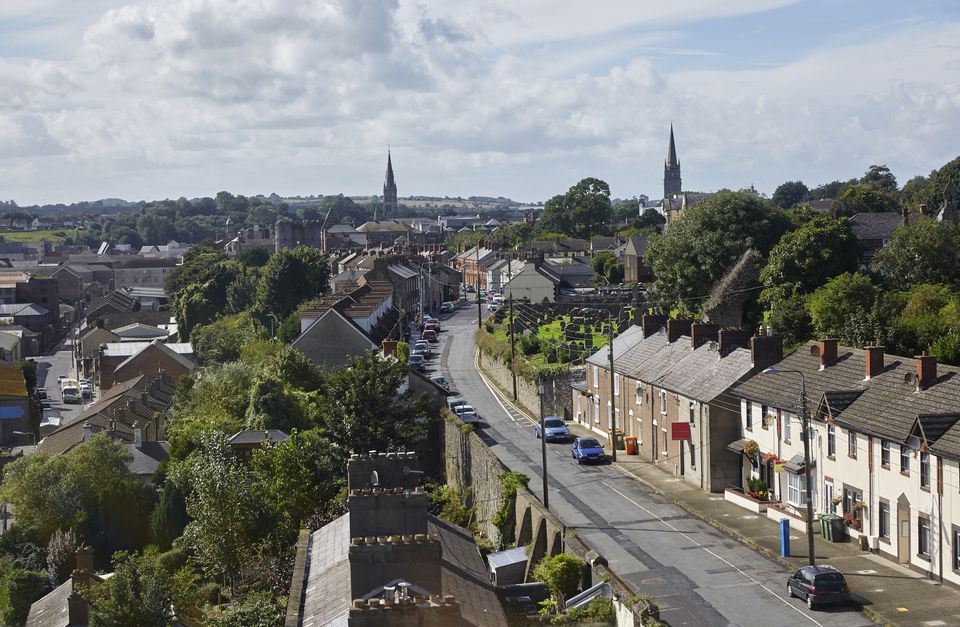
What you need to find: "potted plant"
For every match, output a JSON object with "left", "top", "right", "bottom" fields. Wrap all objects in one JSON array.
[
  {"left": 743, "top": 440, "right": 760, "bottom": 459},
  {"left": 746, "top": 477, "right": 769, "bottom": 501}
]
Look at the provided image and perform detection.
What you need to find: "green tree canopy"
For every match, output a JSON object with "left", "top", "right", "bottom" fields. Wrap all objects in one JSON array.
[
  {"left": 771, "top": 181, "right": 809, "bottom": 209},
  {"left": 189, "top": 312, "right": 266, "bottom": 365},
  {"left": 255, "top": 246, "right": 330, "bottom": 322},
  {"left": 532, "top": 553, "right": 586, "bottom": 607},
  {"left": 832, "top": 183, "right": 900, "bottom": 216},
  {"left": 538, "top": 178, "right": 612, "bottom": 239},
  {"left": 873, "top": 218, "right": 960, "bottom": 290},
  {"left": 646, "top": 191, "right": 789, "bottom": 307},
  {"left": 807, "top": 273, "right": 878, "bottom": 344},
  {"left": 860, "top": 164, "right": 898, "bottom": 192}
]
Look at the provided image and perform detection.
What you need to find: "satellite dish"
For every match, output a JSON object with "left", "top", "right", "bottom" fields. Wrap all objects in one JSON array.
[
  {"left": 370, "top": 470, "right": 380, "bottom": 486},
  {"left": 906, "top": 435, "right": 921, "bottom": 452},
  {"left": 904, "top": 372, "right": 918, "bottom": 386},
  {"left": 810, "top": 345, "right": 821, "bottom": 357},
  {"left": 763, "top": 414, "right": 774, "bottom": 427}
]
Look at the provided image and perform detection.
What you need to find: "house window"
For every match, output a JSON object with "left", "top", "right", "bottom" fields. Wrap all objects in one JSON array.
[
  {"left": 878, "top": 501, "right": 890, "bottom": 538},
  {"left": 593, "top": 366, "right": 598, "bottom": 388},
  {"left": 827, "top": 425, "right": 836, "bottom": 456},
  {"left": 920, "top": 452, "right": 930, "bottom": 489},
  {"left": 823, "top": 482, "right": 834, "bottom": 513},
  {"left": 659, "top": 390, "right": 667, "bottom": 415},
  {"left": 919, "top": 517, "right": 930, "bottom": 556},
  {"left": 662, "top": 428, "right": 668, "bottom": 455},
  {"left": 636, "top": 383, "right": 642, "bottom": 405},
  {"left": 689, "top": 402, "right": 695, "bottom": 426},
  {"left": 881, "top": 440, "right": 890, "bottom": 468},
  {"left": 783, "top": 414, "right": 791, "bottom": 442},
  {"left": 745, "top": 403, "right": 753, "bottom": 430},
  {"left": 614, "top": 374, "right": 620, "bottom": 396},
  {"left": 954, "top": 527, "right": 960, "bottom": 571},
  {"left": 848, "top": 431, "right": 857, "bottom": 458},
  {"left": 901, "top": 445, "right": 910, "bottom": 474},
  {"left": 689, "top": 442, "right": 696, "bottom": 468},
  {"left": 787, "top": 472, "right": 807, "bottom": 506},
  {"left": 843, "top": 488, "right": 863, "bottom": 520}
]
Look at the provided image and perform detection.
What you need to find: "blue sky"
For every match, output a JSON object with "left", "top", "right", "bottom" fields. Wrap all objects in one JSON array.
[{"left": 0, "top": 0, "right": 957, "bottom": 205}]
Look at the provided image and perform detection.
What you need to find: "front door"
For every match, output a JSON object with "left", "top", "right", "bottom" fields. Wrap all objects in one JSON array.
[{"left": 897, "top": 500, "right": 910, "bottom": 564}]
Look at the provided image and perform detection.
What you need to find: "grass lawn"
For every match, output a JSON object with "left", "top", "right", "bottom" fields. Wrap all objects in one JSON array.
[{"left": 0, "top": 229, "right": 70, "bottom": 242}]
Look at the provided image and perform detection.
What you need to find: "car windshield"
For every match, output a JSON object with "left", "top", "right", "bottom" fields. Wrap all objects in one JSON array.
[
  {"left": 814, "top": 572, "right": 845, "bottom": 584},
  {"left": 545, "top": 418, "right": 564, "bottom": 428},
  {"left": 579, "top": 439, "right": 601, "bottom": 448}
]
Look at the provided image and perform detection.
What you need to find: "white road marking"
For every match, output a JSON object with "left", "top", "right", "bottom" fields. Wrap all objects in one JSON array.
[{"left": 601, "top": 481, "right": 827, "bottom": 627}]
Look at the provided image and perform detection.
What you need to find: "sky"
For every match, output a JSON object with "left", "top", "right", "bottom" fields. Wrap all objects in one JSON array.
[{"left": 0, "top": 0, "right": 959, "bottom": 205}]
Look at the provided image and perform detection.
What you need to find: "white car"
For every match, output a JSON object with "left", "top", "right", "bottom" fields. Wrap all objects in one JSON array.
[{"left": 454, "top": 404, "right": 479, "bottom": 424}]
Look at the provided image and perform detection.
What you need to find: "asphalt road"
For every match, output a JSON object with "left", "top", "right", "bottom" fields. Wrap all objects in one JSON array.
[
  {"left": 35, "top": 329, "right": 88, "bottom": 428},
  {"left": 433, "top": 301, "right": 872, "bottom": 627}
]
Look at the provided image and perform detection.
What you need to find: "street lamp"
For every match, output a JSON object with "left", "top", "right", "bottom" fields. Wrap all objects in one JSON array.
[{"left": 761, "top": 367, "right": 815, "bottom": 566}]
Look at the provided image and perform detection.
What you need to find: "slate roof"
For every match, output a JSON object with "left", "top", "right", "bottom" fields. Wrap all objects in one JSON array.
[
  {"left": 0, "top": 303, "right": 49, "bottom": 317},
  {"left": 732, "top": 341, "right": 960, "bottom": 461},
  {"left": 111, "top": 322, "right": 168, "bottom": 339},
  {"left": 850, "top": 212, "right": 903, "bottom": 241},
  {"left": 299, "top": 514, "right": 506, "bottom": 627},
  {"left": 585, "top": 324, "right": 646, "bottom": 367},
  {"left": 125, "top": 441, "right": 170, "bottom": 476},
  {"left": 228, "top": 429, "right": 289, "bottom": 446}
]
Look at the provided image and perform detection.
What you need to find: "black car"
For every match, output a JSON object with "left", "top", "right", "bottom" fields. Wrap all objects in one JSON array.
[
  {"left": 787, "top": 565, "right": 850, "bottom": 609},
  {"left": 36, "top": 388, "right": 47, "bottom": 400}
]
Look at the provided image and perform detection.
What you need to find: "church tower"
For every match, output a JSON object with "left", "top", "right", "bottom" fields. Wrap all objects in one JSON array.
[
  {"left": 664, "top": 124, "right": 682, "bottom": 198},
  {"left": 382, "top": 150, "right": 398, "bottom": 219}
]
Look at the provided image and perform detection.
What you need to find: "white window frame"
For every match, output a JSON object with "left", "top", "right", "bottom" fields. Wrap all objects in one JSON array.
[
  {"left": 662, "top": 428, "right": 668, "bottom": 455},
  {"left": 783, "top": 413, "right": 791, "bottom": 442},
  {"left": 593, "top": 365, "right": 599, "bottom": 388},
  {"left": 659, "top": 390, "right": 667, "bottom": 415},
  {"left": 614, "top": 373, "right": 620, "bottom": 396},
  {"left": 827, "top": 424, "right": 836, "bottom": 456},
  {"left": 919, "top": 517, "right": 930, "bottom": 555},
  {"left": 848, "top": 431, "right": 857, "bottom": 458},
  {"left": 900, "top": 445, "right": 910, "bottom": 473},
  {"left": 745, "top": 402, "right": 753, "bottom": 430},
  {"left": 881, "top": 440, "right": 890, "bottom": 467},
  {"left": 920, "top": 452, "right": 930, "bottom": 488},
  {"left": 787, "top": 472, "right": 807, "bottom": 506},
  {"left": 689, "top": 401, "right": 696, "bottom": 426}
]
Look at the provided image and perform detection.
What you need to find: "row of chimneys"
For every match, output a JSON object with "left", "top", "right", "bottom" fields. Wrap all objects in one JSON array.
[
  {"left": 638, "top": 315, "right": 784, "bottom": 369},
  {"left": 816, "top": 338, "right": 939, "bottom": 390}
]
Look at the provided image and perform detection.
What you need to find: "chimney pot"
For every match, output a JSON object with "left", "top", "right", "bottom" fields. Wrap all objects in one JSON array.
[{"left": 865, "top": 345, "right": 885, "bottom": 380}]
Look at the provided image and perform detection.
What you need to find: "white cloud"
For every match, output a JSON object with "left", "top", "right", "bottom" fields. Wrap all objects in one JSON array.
[{"left": 0, "top": 0, "right": 956, "bottom": 204}]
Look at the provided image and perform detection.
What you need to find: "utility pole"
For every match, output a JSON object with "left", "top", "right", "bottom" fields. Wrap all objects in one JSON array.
[
  {"left": 799, "top": 376, "right": 815, "bottom": 566},
  {"left": 539, "top": 377, "right": 549, "bottom": 510},
  {"left": 607, "top": 317, "right": 618, "bottom": 462},
  {"left": 418, "top": 263, "right": 424, "bottom": 322},
  {"left": 427, "top": 258, "right": 433, "bottom": 315},
  {"left": 507, "top": 253, "right": 517, "bottom": 400},
  {"left": 476, "top": 243, "right": 482, "bottom": 329}
]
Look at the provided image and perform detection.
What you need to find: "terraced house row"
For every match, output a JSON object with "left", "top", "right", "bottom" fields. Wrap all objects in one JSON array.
[{"left": 575, "top": 321, "right": 960, "bottom": 587}]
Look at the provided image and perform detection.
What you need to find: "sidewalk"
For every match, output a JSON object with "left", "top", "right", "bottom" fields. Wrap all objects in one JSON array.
[{"left": 566, "top": 423, "right": 960, "bottom": 626}]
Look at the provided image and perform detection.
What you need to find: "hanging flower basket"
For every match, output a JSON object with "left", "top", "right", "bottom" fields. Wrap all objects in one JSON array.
[
  {"left": 761, "top": 452, "right": 778, "bottom": 464},
  {"left": 742, "top": 440, "right": 760, "bottom": 458}
]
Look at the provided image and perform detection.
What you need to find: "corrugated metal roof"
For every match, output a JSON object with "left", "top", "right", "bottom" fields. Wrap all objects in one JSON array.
[
  {"left": 487, "top": 546, "right": 527, "bottom": 570},
  {"left": 102, "top": 341, "right": 192, "bottom": 357}
]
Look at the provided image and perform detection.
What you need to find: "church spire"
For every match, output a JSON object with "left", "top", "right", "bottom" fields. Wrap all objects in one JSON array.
[
  {"left": 382, "top": 149, "right": 398, "bottom": 219},
  {"left": 663, "top": 124, "right": 682, "bottom": 198}
]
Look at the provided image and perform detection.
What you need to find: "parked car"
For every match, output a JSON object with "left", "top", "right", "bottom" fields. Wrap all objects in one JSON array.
[
  {"left": 466, "top": 285, "right": 476, "bottom": 293},
  {"left": 440, "top": 302, "right": 455, "bottom": 313},
  {"left": 80, "top": 382, "right": 92, "bottom": 399},
  {"left": 35, "top": 388, "right": 47, "bottom": 400},
  {"left": 423, "top": 321, "right": 440, "bottom": 332},
  {"left": 535, "top": 416, "right": 573, "bottom": 442},
  {"left": 487, "top": 302, "right": 499, "bottom": 312},
  {"left": 787, "top": 565, "right": 850, "bottom": 609},
  {"left": 454, "top": 404, "right": 478, "bottom": 424},
  {"left": 413, "top": 340, "right": 431, "bottom": 357},
  {"left": 408, "top": 354, "right": 425, "bottom": 371},
  {"left": 447, "top": 396, "right": 466, "bottom": 412},
  {"left": 431, "top": 376, "right": 449, "bottom": 390},
  {"left": 571, "top": 437, "right": 605, "bottom": 464},
  {"left": 62, "top": 385, "right": 82, "bottom": 404},
  {"left": 423, "top": 329, "right": 438, "bottom": 343}
]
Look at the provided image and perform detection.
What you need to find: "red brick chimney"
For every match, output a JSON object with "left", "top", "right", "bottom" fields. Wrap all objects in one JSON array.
[
  {"left": 690, "top": 322, "right": 720, "bottom": 349},
  {"left": 751, "top": 335, "right": 783, "bottom": 369},
  {"left": 819, "top": 339, "right": 838, "bottom": 368},
  {"left": 666, "top": 318, "right": 692, "bottom": 343},
  {"left": 718, "top": 328, "right": 751, "bottom": 356},
  {"left": 864, "top": 345, "right": 884, "bottom": 380},
  {"left": 916, "top": 352, "right": 937, "bottom": 390},
  {"left": 381, "top": 340, "right": 398, "bottom": 357},
  {"left": 640, "top": 314, "right": 668, "bottom": 338}
]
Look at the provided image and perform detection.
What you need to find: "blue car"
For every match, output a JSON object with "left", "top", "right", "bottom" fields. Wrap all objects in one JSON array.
[
  {"left": 535, "top": 416, "right": 573, "bottom": 442},
  {"left": 571, "top": 437, "right": 605, "bottom": 464}
]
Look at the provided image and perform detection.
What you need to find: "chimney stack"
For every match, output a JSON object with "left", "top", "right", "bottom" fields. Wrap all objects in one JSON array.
[
  {"left": 690, "top": 322, "right": 720, "bottom": 349},
  {"left": 718, "top": 328, "right": 751, "bottom": 356},
  {"left": 666, "top": 318, "right": 692, "bottom": 343},
  {"left": 640, "top": 314, "right": 668, "bottom": 338},
  {"left": 751, "top": 335, "right": 783, "bottom": 369},
  {"left": 819, "top": 339, "right": 838, "bottom": 369},
  {"left": 67, "top": 591, "right": 89, "bottom": 625},
  {"left": 901, "top": 205, "right": 910, "bottom": 226},
  {"left": 916, "top": 352, "right": 937, "bottom": 390},
  {"left": 864, "top": 345, "right": 884, "bottom": 380},
  {"left": 381, "top": 340, "right": 398, "bottom": 357}
]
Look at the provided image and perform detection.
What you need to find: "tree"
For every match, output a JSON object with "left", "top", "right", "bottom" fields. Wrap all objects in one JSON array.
[
  {"left": 831, "top": 183, "right": 900, "bottom": 216},
  {"left": 873, "top": 219, "right": 960, "bottom": 290},
  {"left": 189, "top": 312, "right": 265, "bottom": 365},
  {"left": 0, "top": 567, "right": 49, "bottom": 626},
  {"left": 861, "top": 164, "right": 898, "bottom": 192},
  {"left": 806, "top": 273, "right": 878, "bottom": 343},
  {"left": 46, "top": 528, "right": 79, "bottom": 586},
  {"left": 15, "top": 359, "right": 37, "bottom": 392},
  {"left": 315, "top": 351, "right": 432, "bottom": 461},
  {"left": 173, "top": 432, "right": 257, "bottom": 593},
  {"left": 85, "top": 550, "right": 174, "bottom": 627},
  {"left": 646, "top": 191, "right": 789, "bottom": 307},
  {"left": 205, "top": 591, "right": 284, "bottom": 627},
  {"left": 771, "top": 181, "right": 809, "bottom": 209},
  {"left": 759, "top": 216, "right": 860, "bottom": 310},
  {"left": 810, "top": 178, "right": 858, "bottom": 200},
  {"left": 255, "top": 246, "right": 330, "bottom": 322},
  {"left": 238, "top": 246, "right": 270, "bottom": 267},
  {"left": 532, "top": 553, "right": 586, "bottom": 607},
  {"left": 538, "top": 178, "right": 612, "bottom": 239}
]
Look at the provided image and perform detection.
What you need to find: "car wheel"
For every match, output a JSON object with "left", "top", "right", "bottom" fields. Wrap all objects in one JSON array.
[
  {"left": 806, "top": 595, "right": 814, "bottom": 610},
  {"left": 786, "top": 583, "right": 793, "bottom": 598}
]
